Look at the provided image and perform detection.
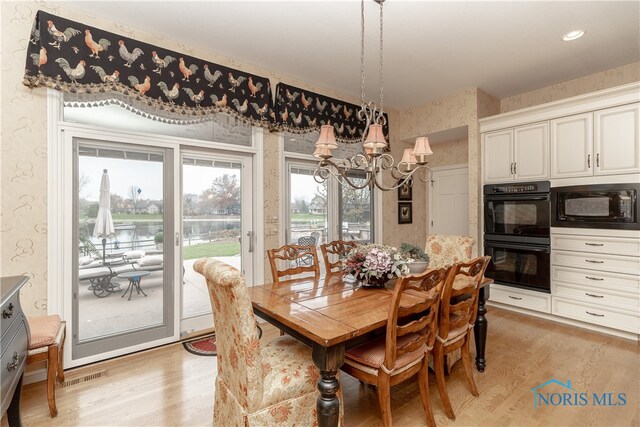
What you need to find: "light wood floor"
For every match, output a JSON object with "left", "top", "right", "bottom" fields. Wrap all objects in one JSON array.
[{"left": 3, "top": 307, "right": 638, "bottom": 426}]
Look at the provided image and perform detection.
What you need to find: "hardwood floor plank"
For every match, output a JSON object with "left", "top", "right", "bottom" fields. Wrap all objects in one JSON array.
[{"left": 2, "top": 307, "right": 637, "bottom": 426}]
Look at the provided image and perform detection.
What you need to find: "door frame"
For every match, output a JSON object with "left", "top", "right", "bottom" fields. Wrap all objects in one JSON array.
[
  {"left": 47, "top": 90, "right": 264, "bottom": 368},
  {"left": 427, "top": 163, "right": 469, "bottom": 235}
]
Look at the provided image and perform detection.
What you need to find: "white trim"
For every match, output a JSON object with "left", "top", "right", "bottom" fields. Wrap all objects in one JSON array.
[
  {"left": 480, "top": 82, "right": 640, "bottom": 132},
  {"left": 279, "top": 135, "right": 287, "bottom": 246},
  {"left": 374, "top": 186, "right": 383, "bottom": 244},
  {"left": 253, "top": 127, "right": 265, "bottom": 286}
]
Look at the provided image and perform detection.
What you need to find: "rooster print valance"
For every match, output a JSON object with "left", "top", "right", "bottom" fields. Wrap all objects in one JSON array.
[
  {"left": 23, "top": 10, "right": 274, "bottom": 127},
  {"left": 275, "top": 83, "right": 389, "bottom": 144}
]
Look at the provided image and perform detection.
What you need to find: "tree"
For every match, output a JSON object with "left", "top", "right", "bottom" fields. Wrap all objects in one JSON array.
[
  {"left": 293, "top": 197, "right": 309, "bottom": 214},
  {"left": 129, "top": 186, "right": 141, "bottom": 214},
  {"left": 200, "top": 174, "right": 240, "bottom": 215}
]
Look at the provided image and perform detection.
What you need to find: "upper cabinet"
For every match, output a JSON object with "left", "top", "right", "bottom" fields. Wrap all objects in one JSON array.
[
  {"left": 551, "top": 104, "right": 640, "bottom": 178},
  {"left": 483, "top": 122, "right": 548, "bottom": 183},
  {"left": 594, "top": 104, "right": 640, "bottom": 176}
]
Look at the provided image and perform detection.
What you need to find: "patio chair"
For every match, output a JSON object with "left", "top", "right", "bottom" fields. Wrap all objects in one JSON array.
[{"left": 192, "top": 258, "right": 343, "bottom": 426}]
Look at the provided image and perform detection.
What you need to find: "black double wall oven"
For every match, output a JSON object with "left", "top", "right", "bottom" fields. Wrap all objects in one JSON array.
[{"left": 483, "top": 181, "right": 551, "bottom": 293}]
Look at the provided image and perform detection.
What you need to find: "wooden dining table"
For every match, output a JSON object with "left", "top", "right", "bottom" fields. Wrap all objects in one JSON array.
[{"left": 249, "top": 274, "right": 493, "bottom": 427}]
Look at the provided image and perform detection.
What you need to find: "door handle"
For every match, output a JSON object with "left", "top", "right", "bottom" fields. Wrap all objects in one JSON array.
[
  {"left": 508, "top": 295, "right": 522, "bottom": 300},
  {"left": 586, "top": 311, "right": 604, "bottom": 317},
  {"left": 596, "top": 153, "right": 600, "bottom": 168},
  {"left": 585, "top": 276, "right": 604, "bottom": 281},
  {"left": 585, "top": 293, "right": 604, "bottom": 298},
  {"left": 585, "top": 243, "right": 604, "bottom": 246},
  {"left": 587, "top": 154, "right": 591, "bottom": 168},
  {"left": 175, "top": 232, "right": 180, "bottom": 246},
  {"left": 585, "top": 259, "right": 604, "bottom": 264},
  {"left": 510, "top": 163, "right": 513, "bottom": 174},
  {"left": 247, "top": 231, "right": 254, "bottom": 253},
  {"left": 513, "top": 162, "right": 517, "bottom": 175}
]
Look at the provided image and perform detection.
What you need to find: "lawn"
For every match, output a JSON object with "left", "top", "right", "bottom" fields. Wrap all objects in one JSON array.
[
  {"left": 183, "top": 242, "right": 241, "bottom": 260},
  {"left": 291, "top": 213, "right": 326, "bottom": 222}
]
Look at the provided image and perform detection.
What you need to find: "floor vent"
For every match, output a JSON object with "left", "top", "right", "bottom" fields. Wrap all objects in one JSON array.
[{"left": 61, "top": 370, "right": 107, "bottom": 388}]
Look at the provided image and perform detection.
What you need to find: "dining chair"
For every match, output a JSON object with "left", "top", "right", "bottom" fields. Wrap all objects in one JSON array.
[
  {"left": 267, "top": 244, "right": 320, "bottom": 283},
  {"left": 320, "top": 240, "right": 358, "bottom": 274},
  {"left": 433, "top": 256, "right": 490, "bottom": 420},
  {"left": 424, "top": 234, "right": 475, "bottom": 372},
  {"left": 341, "top": 266, "right": 450, "bottom": 427},
  {"left": 193, "top": 258, "right": 343, "bottom": 426}
]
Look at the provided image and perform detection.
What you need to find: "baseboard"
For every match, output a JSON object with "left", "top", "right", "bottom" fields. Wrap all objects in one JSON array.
[
  {"left": 24, "top": 363, "right": 48, "bottom": 385},
  {"left": 487, "top": 301, "right": 640, "bottom": 341}
]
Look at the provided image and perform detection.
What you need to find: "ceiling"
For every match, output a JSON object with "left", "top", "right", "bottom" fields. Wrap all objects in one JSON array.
[{"left": 63, "top": 1, "right": 640, "bottom": 109}]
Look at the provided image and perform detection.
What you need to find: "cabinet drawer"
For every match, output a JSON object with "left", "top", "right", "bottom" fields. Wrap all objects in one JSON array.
[
  {"left": 551, "top": 234, "right": 640, "bottom": 256},
  {"left": 552, "top": 297, "right": 640, "bottom": 333},
  {"left": 1, "top": 315, "right": 28, "bottom": 409},
  {"left": 490, "top": 285, "right": 551, "bottom": 313},
  {"left": 1, "top": 291, "right": 20, "bottom": 340},
  {"left": 554, "top": 282, "right": 639, "bottom": 311},
  {"left": 552, "top": 251, "right": 640, "bottom": 276},
  {"left": 552, "top": 266, "right": 640, "bottom": 291}
]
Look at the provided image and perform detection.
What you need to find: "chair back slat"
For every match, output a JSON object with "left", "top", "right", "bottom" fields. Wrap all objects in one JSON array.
[
  {"left": 438, "top": 256, "right": 490, "bottom": 342},
  {"left": 320, "top": 240, "right": 358, "bottom": 273},
  {"left": 267, "top": 244, "right": 320, "bottom": 283},
  {"left": 383, "top": 267, "right": 449, "bottom": 370}
]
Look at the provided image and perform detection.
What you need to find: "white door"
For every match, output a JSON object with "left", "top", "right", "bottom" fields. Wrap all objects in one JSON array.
[
  {"left": 180, "top": 151, "right": 254, "bottom": 335},
  {"left": 595, "top": 103, "right": 640, "bottom": 176},
  {"left": 550, "top": 112, "right": 594, "bottom": 178},
  {"left": 514, "top": 122, "right": 549, "bottom": 181},
  {"left": 483, "top": 130, "right": 513, "bottom": 182},
  {"left": 428, "top": 166, "right": 469, "bottom": 235}
]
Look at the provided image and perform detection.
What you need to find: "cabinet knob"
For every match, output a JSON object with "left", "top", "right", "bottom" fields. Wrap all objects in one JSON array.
[
  {"left": 2, "top": 303, "right": 13, "bottom": 319},
  {"left": 6, "top": 352, "right": 21, "bottom": 371}
]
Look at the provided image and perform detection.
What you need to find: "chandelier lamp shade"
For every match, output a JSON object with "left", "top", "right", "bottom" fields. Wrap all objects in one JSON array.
[{"left": 313, "top": 0, "right": 434, "bottom": 191}]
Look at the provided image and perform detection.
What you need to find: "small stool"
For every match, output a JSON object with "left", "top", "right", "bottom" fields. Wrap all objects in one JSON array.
[{"left": 27, "top": 315, "right": 66, "bottom": 418}]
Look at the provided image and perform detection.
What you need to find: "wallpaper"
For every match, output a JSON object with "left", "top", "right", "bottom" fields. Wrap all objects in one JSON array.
[
  {"left": 429, "top": 138, "right": 469, "bottom": 167},
  {"left": 501, "top": 61, "right": 640, "bottom": 113}
]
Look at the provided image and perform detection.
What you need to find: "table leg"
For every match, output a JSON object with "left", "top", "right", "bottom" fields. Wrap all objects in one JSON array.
[
  {"left": 473, "top": 285, "right": 489, "bottom": 372},
  {"left": 135, "top": 278, "right": 147, "bottom": 297},
  {"left": 312, "top": 343, "right": 345, "bottom": 427},
  {"left": 7, "top": 374, "right": 23, "bottom": 427}
]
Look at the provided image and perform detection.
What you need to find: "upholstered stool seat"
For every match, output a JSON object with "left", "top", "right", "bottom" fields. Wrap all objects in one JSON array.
[{"left": 27, "top": 314, "right": 66, "bottom": 418}]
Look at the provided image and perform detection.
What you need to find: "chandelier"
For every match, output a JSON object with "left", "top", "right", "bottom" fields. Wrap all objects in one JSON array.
[{"left": 313, "top": 0, "right": 433, "bottom": 191}]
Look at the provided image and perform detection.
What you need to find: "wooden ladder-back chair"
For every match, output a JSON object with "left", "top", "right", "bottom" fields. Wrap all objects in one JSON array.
[
  {"left": 193, "top": 258, "right": 343, "bottom": 426},
  {"left": 341, "top": 266, "right": 450, "bottom": 427},
  {"left": 320, "top": 240, "right": 358, "bottom": 274},
  {"left": 267, "top": 244, "right": 320, "bottom": 283},
  {"left": 433, "top": 256, "right": 490, "bottom": 420}
]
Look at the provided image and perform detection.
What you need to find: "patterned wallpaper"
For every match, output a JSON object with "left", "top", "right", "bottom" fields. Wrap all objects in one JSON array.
[
  {"left": 501, "top": 61, "right": 640, "bottom": 113},
  {"left": 2, "top": 1, "right": 638, "bottom": 317},
  {"left": 429, "top": 138, "right": 469, "bottom": 167}
]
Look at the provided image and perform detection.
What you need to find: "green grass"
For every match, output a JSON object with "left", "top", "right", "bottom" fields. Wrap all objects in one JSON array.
[{"left": 183, "top": 242, "right": 240, "bottom": 260}]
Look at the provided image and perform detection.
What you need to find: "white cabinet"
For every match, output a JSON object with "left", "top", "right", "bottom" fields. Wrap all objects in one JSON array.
[
  {"left": 483, "top": 122, "right": 548, "bottom": 183},
  {"left": 551, "top": 104, "right": 640, "bottom": 179},
  {"left": 551, "top": 231, "right": 640, "bottom": 334},
  {"left": 550, "top": 113, "right": 593, "bottom": 178},
  {"left": 595, "top": 103, "right": 640, "bottom": 176}
]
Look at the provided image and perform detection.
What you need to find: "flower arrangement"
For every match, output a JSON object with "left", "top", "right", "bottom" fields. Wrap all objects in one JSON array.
[
  {"left": 399, "top": 242, "right": 429, "bottom": 263},
  {"left": 342, "top": 244, "right": 410, "bottom": 287}
]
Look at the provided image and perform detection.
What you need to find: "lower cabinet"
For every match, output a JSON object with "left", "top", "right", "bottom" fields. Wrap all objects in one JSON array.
[{"left": 489, "top": 284, "right": 551, "bottom": 313}]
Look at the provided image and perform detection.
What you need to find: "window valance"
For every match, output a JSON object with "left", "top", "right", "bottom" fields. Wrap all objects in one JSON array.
[
  {"left": 274, "top": 82, "right": 389, "bottom": 144},
  {"left": 23, "top": 10, "right": 275, "bottom": 128}
]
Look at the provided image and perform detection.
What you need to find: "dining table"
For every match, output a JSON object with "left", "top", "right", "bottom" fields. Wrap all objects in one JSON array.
[{"left": 249, "top": 273, "right": 493, "bottom": 427}]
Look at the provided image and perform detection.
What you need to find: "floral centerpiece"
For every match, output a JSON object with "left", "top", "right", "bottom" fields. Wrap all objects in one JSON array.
[
  {"left": 400, "top": 243, "right": 430, "bottom": 274},
  {"left": 342, "top": 244, "right": 410, "bottom": 288}
]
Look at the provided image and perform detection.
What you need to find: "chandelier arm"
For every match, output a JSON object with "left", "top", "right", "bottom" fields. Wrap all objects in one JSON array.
[
  {"left": 370, "top": 167, "right": 419, "bottom": 191},
  {"left": 315, "top": 161, "right": 373, "bottom": 190}
]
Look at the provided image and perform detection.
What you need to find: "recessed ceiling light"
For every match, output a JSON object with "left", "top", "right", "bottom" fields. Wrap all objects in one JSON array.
[{"left": 563, "top": 30, "right": 585, "bottom": 41}]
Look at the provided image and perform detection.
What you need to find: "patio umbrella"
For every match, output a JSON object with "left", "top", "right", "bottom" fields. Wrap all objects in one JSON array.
[{"left": 93, "top": 169, "right": 115, "bottom": 262}]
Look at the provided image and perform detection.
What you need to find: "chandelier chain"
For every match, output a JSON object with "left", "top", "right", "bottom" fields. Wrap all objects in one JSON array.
[
  {"left": 379, "top": 0, "right": 384, "bottom": 114},
  {"left": 360, "top": 0, "right": 366, "bottom": 105}
]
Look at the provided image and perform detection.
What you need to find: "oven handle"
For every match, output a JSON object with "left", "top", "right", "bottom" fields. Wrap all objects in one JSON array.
[
  {"left": 484, "top": 194, "right": 550, "bottom": 201},
  {"left": 484, "top": 242, "right": 550, "bottom": 253}
]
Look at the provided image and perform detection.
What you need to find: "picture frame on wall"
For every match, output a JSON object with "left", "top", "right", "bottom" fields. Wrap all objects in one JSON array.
[
  {"left": 397, "top": 178, "right": 412, "bottom": 201},
  {"left": 398, "top": 202, "right": 412, "bottom": 224}
]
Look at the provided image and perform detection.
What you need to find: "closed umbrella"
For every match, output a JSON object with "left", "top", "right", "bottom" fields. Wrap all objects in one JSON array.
[{"left": 94, "top": 169, "right": 115, "bottom": 262}]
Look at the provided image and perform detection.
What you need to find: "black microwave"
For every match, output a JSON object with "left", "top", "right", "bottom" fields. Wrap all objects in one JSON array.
[{"left": 551, "top": 183, "right": 640, "bottom": 230}]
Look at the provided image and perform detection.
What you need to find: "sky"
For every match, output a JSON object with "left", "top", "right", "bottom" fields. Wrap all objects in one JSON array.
[{"left": 80, "top": 156, "right": 240, "bottom": 201}]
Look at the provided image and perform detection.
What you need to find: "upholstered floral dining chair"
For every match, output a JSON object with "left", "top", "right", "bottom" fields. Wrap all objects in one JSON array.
[{"left": 193, "top": 258, "right": 343, "bottom": 426}]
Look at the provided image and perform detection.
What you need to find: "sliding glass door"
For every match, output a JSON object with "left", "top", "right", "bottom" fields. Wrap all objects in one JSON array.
[
  {"left": 180, "top": 151, "right": 254, "bottom": 334},
  {"left": 73, "top": 138, "right": 175, "bottom": 361}
]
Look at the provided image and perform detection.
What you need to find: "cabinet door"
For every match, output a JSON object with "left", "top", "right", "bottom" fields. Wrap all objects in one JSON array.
[
  {"left": 550, "top": 113, "right": 593, "bottom": 178},
  {"left": 483, "top": 130, "right": 513, "bottom": 183},
  {"left": 594, "top": 103, "right": 640, "bottom": 175},
  {"left": 513, "top": 122, "right": 549, "bottom": 181}
]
